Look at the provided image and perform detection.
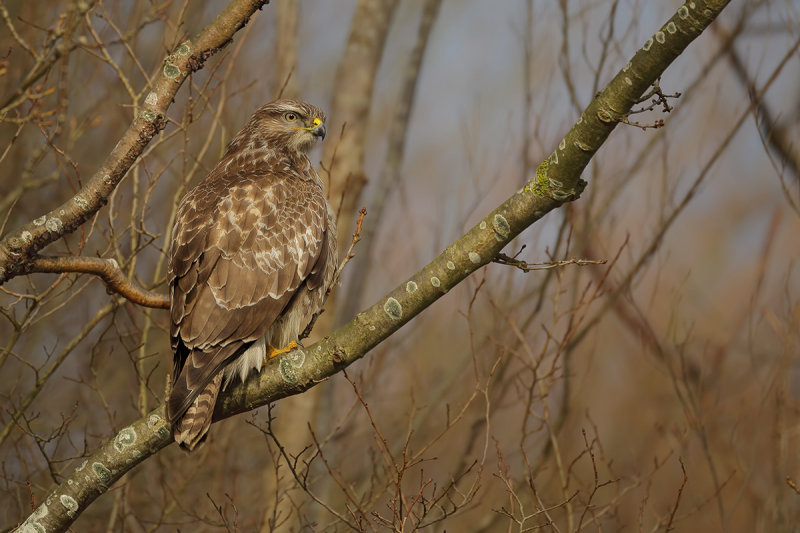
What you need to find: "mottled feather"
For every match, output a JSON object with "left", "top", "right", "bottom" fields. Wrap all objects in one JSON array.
[{"left": 166, "top": 99, "right": 336, "bottom": 450}]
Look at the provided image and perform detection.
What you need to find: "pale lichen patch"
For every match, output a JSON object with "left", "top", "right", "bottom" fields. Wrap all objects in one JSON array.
[
  {"left": 60, "top": 495, "right": 78, "bottom": 517},
  {"left": 666, "top": 21, "right": 677, "bottom": 34},
  {"left": 574, "top": 140, "right": 591, "bottom": 152},
  {"left": 597, "top": 109, "right": 614, "bottom": 123},
  {"left": 468, "top": 252, "right": 481, "bottom": 264},
  {"left": 492, "top": 214, "right": 510, "bottom": 240},
  {"left": 21, "top": 231, "right": 32, "bottom": 242},
  {"left": 140, "top": 109, "right": 159, "bottom": 122},
  {"left": 145, "top": 92, "right": 158, "bottom": 106},
  {"left": 406, "top": 281, "right": 418, "bottom": 293},
  {"left": 19, "top": 502, "right": 48, "bottom": 533},
  {"left": 479, "top": 221, "right": 487, "bottom": 230},
  {"left": 446, "top": 261, "right": 455, "bottom": 270},
  {"left": 114, "top": 427, "right": 136, "bottom": 452},
  {"left": 384, "top": 298, "right": 402, "bottom": 320},
  {"left": 147, "top": 414, "right": 162, "bottom": 428},
  {"left": 148, "top": 414, "right": 170, "bottom": 439},
  {"left": 33, "top": 216, "right": 46, "bottom": 226},
  {"left": 163, "top": 63, "right": 180, "bottom": 78},
  {"left": 678, "top": 5, "right": 689, "bottom": 18},
  {"left": 430, "top": 277, "right": 440, "bottom": 287},
  {"left": 45, "top": 217, "right": 62, "bottom": 233},
  {"left": 643, "top": 37, "right": 654, "bottom": 51},
  {"left": 30, "top": 504, "right": 49, "bottom": 521},
  {"left": 655, "top": 31, "right": 665, "bottom": 44},
  {"left": 93, "top": 462, "right": 112, "bottom": 485},
  {"left": 279, "top": 348, "right": 306, "bottom": 384}
]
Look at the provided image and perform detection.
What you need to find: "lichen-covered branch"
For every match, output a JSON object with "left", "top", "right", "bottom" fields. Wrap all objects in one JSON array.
[
  {"left": 24, "top": 255, "right": 168, "bottom": 309},
  {"left": 0, "top": 0, "right": 270, "bottom": 285},
  {"left": 534, "top": 0, "right": 731, "bottom": 200},
  {"left": 17, "top": 2, "right": 731, "bottom": 531}
]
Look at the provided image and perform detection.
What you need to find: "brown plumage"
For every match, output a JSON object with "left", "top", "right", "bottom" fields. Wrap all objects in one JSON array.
[{"left": 166, "top": 99, "right": 337, "bottom": 450}]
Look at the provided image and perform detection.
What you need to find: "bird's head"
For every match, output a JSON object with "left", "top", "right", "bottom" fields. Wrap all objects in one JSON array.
[{"left": 248, "top": 99, "right": 327, "bottom": 154}]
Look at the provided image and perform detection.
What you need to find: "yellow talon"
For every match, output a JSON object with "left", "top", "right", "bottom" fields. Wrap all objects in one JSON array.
[{"left": 266, "top": 341, "right": 299, "bottom": 359}]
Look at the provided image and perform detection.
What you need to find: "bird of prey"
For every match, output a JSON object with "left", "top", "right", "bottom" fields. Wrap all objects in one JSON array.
[{"left": 165, "top": 99, "right": 337, "bottom": 450}]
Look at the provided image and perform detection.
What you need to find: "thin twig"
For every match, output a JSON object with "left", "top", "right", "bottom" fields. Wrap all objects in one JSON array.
[
  {"left": 300, "top": 207, "right": 367, "bottom": 340},
  {"left": 665, "top": 458, "right": 689, "bottom": 532},
  {"left": 493, "top": 252, "right": 606, "bottom": 272},
  {"left": 332, "top": 207, "right": 367, "bottom": 286}
]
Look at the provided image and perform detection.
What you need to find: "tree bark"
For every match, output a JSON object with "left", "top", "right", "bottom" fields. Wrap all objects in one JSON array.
[{"left": 322, "top": 0, "right": 400, "bottom": 251}]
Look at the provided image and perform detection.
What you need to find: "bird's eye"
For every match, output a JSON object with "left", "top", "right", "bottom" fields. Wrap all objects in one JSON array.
[{"left": 284, "top": 112, "right": 298, "bottom": 122}]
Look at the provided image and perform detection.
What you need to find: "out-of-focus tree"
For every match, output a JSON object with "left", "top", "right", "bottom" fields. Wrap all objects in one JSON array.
[{"left": 1, "top": 0, "right": 799, "bottom": 531}]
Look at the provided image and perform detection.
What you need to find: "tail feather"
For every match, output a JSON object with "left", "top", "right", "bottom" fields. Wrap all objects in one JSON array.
[{"left": 173, "top": 372, "right": 223, "bottom": 451}]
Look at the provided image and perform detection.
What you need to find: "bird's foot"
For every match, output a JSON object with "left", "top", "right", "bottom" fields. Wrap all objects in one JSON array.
[{"left": 265, "top": 341, "right": 300, "bottom": 360}]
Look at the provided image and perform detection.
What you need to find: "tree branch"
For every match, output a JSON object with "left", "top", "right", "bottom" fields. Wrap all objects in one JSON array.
[
  {"left": 24, "top": 256, "right": 168, "bottom": 309},
  {"left": 17, "top": 2, "right": 731, "bottom": 531},
  {"left": 0, "top": 0, "right": 271, "bottom": 285},
  {"left": 338, "top": 0, "right": 443, "bottom": 322},
  {"left": 717, "top": 24, "right": 799, "bottom": 181},
  {"left": 323, "top": 0, "right": 399, "bottom": 249}
]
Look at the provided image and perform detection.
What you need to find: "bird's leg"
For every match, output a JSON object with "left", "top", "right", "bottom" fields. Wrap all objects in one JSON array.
[{"left": 266, "top": 341, "right": 300, "bottom": 359}]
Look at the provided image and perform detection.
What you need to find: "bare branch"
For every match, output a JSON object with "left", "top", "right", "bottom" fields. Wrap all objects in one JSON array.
[
  {"left": 337, "top": 0, "right": 443, "bottom": 322},
  {"left": 493, "top": 252, "right": 607, "bottom": 272},
  {"left": 665, "top": 458, "right": 689, "bottom": 531},
  {"left": 323, "top": 0, "right": 399, "bottom": 250},
  {"left": 24, "top": 255, "right": 168, "bottom": 309},
  {"left": 299, "top": 208, "right": 367, "bottom": 341}
]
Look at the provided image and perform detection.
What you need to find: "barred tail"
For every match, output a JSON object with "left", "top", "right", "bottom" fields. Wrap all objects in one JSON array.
[{"left": 173, "top": 372, "right": 223, "bottom": 451}]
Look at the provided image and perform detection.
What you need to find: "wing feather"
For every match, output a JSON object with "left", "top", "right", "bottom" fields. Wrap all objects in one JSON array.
[{"left": 168, "top": 162, "right": 328, "bottom": 424}]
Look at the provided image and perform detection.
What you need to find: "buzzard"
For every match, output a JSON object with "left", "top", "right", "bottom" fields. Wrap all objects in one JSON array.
[{"left": 166, "top": 99, "right": 337, "bottom": 450}]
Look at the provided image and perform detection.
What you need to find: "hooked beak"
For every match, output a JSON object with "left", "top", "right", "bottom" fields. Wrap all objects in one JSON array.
[{"left": 310, "top": 118, "right": 326, "bottom": 140}]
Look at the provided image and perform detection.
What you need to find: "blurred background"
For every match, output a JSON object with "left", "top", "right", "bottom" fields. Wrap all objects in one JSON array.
[{"left": 1, "top": 0, "right": 799, "bottom": 531}]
